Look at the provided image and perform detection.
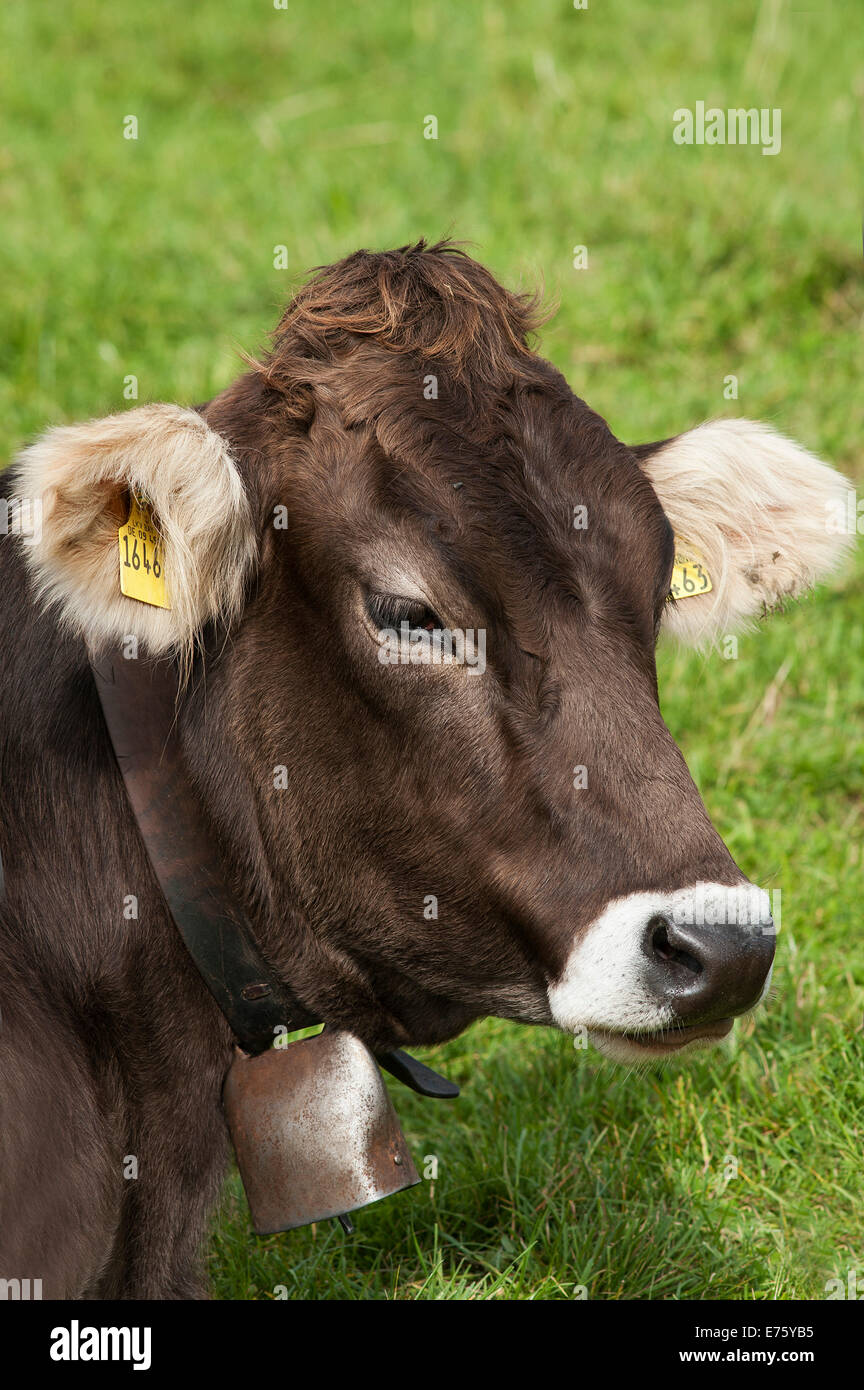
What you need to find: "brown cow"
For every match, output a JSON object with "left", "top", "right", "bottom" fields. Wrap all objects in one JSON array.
[{"left": 0, "top": 241, "right": 852, "bottom": 1297}]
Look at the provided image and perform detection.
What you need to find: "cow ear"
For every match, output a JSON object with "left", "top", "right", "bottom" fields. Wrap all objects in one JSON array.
[
  {"left": 635, "top": 419, "right": 855, "bottom": 646},
  {"left": 15, "top": 403, "right": 256, "bottom": 657}
]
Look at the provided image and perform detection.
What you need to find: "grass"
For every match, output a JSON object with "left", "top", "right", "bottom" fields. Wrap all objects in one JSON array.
[{"left": 2, "top": 0, "right": 861, "bottom": 1300}]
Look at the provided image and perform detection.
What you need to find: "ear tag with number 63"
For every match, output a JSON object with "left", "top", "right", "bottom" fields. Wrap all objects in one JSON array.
[
  {"left": 668, "top": 547, "right": 713, "bottom": 601},
  {"left": 119, "top": 495, "right": 171, "bottom": 609}
]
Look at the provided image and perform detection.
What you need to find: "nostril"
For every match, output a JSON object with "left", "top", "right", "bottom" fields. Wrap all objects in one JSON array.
[{"left": 648, "top": 915, "right": 702, "bottom": 976}]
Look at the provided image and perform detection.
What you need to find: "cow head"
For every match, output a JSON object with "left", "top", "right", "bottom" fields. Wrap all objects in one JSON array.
[{"left": 17, "top": 242, "right": 853, "bottom": 1061}]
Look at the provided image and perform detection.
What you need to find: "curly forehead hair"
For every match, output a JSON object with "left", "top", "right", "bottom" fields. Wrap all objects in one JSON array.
[{"left": 265, "top": 239, "right": 549, "bottom": 390}]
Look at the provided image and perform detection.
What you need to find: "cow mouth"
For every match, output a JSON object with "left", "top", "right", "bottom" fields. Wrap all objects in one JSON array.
[{"left": 589, "top": 1017, "right": 734, "bottom": 1058}]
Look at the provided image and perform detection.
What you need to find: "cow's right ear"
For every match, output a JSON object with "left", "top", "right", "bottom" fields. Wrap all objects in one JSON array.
[{"left": 14, "top": 403, "right": 256, "bottom": 657}]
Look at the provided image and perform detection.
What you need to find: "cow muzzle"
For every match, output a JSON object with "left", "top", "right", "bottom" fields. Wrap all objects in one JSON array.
[{"left": 548, "top": 881, "right": 776, "bottom": 1061}]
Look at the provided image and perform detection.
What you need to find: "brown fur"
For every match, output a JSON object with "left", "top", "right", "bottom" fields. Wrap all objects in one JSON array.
[{"left": 0, "top": 240, "right": 847, "bottom": 1297}]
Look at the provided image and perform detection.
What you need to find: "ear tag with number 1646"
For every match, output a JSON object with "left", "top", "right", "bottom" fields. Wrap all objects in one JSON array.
[{"left": 118, "top": 495, "right": 171, "bottom": 609}]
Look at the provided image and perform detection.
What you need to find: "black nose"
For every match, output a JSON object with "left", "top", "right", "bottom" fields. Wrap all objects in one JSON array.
[{"left": 643, "top": 913, "right": 775, "bottom": 1024}]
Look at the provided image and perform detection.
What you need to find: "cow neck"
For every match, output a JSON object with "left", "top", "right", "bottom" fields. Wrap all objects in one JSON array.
[
  {"left": 88, "top": 644, "right": 461, "bottom": 1100},
  {"left": 89, "top": 646, "right": 318, "bottom": 1055}
]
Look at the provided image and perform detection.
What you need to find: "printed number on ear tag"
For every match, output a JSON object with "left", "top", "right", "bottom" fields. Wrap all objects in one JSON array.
[
  {"left": 119, "top": 495, "right": 171, "bottom": 609},
  {"left": 668, "top": 549, "right": 713, "bottom": 602}
]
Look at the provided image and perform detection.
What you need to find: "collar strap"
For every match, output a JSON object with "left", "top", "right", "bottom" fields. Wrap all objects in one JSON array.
[{"left": 90, "top": 649, "right": 316, "bottom": 1054}]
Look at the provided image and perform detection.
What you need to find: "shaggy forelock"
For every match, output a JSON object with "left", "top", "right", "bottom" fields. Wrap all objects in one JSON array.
[{"left": 254, "top": 238, "right": 550, "bottom": 413}]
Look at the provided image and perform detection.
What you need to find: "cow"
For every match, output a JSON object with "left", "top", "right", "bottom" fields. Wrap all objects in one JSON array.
[{"left": 0, "top": 240, "right": 852, "bottom": 1298}]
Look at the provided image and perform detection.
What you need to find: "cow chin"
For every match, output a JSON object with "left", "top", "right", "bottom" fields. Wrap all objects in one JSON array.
[{"left": 586, "top": 1017, "right": 735, "bottom": 1064}]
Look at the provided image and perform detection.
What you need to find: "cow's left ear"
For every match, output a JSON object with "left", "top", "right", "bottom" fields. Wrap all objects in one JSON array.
[
  {"left": 634, "top": 419, "right": 855, "bottom": 646},
  {"left": 15, "top": 403, "right": 256, "bottom": 657}
]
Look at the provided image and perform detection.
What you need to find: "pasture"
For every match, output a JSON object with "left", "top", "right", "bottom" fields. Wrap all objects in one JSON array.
[{"left": 1, "top": 0, "right": 861, "bottom": 1299}]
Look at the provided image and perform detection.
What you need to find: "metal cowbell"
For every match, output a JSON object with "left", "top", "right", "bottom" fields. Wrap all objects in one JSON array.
[{"left": 223, "top": 1029, "right": 421, "bottom": 1233}]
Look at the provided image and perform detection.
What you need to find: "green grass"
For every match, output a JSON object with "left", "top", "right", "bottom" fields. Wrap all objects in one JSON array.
[{"left": 2, "top": 0, "right": 861, "bottom": 1300}]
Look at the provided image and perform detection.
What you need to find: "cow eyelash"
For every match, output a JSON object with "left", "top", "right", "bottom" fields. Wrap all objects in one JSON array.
[{"left": 365, "top": 592, "right": 445, "bottom": 633}]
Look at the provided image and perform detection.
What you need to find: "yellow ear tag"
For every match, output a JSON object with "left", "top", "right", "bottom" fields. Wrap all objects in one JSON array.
[
  {"left": 118, "top": 495, "right": 171, "bottom": 609},
  {"left": 668, "top": 547, "right": 713, "bottom": 601}
]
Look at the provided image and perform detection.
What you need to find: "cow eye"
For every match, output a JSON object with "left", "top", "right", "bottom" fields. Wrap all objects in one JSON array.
[{"left": 365, "top": 592, "right": 445, "bottom": 634}]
